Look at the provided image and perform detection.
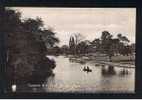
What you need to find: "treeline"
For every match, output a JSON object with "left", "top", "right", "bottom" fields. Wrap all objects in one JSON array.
[
  {"left": 0, "top": 8, "right": 59, "bottom": 87},
  {"left": 49, "top": 31, "right": 135, "bottom": 61}
]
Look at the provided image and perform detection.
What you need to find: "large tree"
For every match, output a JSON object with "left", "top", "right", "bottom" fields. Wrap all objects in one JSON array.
[
  {"left": 41, "top": 29, "right": 59, "bottom": 48},
  {"left": 117, "top": 33, "right": 130, "bottom": 45},
  {"left": 100, "top": 31, "right": 113, "bottom": 54},
  {"left": 69, "top": 36, "right": 76, "bottom": 54},
  {"left": 76, "top": 40, "right": 90, "bottom": 54},
  {"left": 74, "top": 33, "right": 84, "bottom": 45},
  {"left": 91, "top": 38, "right": 101, "bottom": 52},
  {"left": 69, "top": 33, "right": 84, "bottom": 54},
  {"left": 100, "top": 31, "right": 121, "bottom": 61},
  {"left": 2, "top": 8, "right": 58, "bottom": 90}
]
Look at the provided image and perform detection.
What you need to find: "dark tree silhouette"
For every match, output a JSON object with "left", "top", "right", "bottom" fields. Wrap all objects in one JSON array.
[
  {"left": 69, "top": 36, "right": 76, "bottom": 54},
  {"left": 61, "top": 45, "right": 69, "bottom": 54},
  {"left": 76, "top": 41, "right": 89, "bottom": 54},
  {"left": 69, "top": 33, "right": 84, "bottom": 54},
  {"left": 100, "top": 31, "right": 113, "bottom": 61},
  {"left": 91, "top": 38, "right": 101, "bottom": 52},
  {"left": 117, "top": 33, "right": 130, "bottom": 44},
  {"left": 1, "top": 8, "right": 58, "bottom": 89},
  {"left": 41, "top": 29, "right": 59, "bottom": 48}
]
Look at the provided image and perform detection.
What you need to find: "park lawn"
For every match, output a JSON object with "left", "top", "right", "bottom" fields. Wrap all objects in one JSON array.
[{"left": 111, "top": 55, "right": 135, "bottom": 65}]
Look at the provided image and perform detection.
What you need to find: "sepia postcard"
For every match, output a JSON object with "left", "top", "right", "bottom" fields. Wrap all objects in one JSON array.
[{"left": 4, "top": 7, "right": 136, "bottom": 94}]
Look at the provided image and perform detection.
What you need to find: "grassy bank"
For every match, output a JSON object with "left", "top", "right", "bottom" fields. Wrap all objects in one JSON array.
[{"left": 66, "top": 53, "right": 135, "bottom": 67}]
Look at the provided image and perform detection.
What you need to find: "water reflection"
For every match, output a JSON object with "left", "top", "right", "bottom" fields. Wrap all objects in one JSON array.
[
  {"left": 101, "top": 65, "right": 116, "bottom": 76},
  {"left": 119, "top": 69, "right": 130, "bottom": 76},
  {"left": 14, "top": 55, "right": 135, "bottom": 93},
  {"left": 44, "top": 55, "right": 135, "bottom": 93}
]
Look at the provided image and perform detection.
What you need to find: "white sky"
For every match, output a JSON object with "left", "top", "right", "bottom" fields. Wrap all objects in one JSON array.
[{"left": 12, "top": 7, "right": 136, "bottom": 46}]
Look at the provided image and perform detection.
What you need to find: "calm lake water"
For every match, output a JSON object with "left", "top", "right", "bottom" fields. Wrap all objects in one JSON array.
[
  {"left": 15, "top": 55, "right": 135, "bottom": 93},
  {"left": 43, "top": 55, "right": 135, "bottom": 93}
]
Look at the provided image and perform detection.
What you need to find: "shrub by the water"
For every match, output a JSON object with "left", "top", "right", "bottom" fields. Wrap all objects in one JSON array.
[{"left": 7, "top": 30, "right": 56, "bottom": 84}]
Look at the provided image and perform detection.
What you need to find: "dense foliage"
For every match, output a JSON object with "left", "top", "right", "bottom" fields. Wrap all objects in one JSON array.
[
  {"left": 67, "top": 31, "right": 135, "bottom": 61},
  {"left": 0, "top": 8, "right": 59, "bottom": 86}
]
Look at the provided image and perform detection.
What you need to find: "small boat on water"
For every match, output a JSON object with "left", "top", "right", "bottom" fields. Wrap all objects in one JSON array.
[{"left": 83, "top": 66, "right": 92, "bottom": 72}]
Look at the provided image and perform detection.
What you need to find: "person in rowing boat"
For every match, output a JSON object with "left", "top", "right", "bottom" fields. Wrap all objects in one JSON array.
[
  {"left": 83, "top": 66, "right": 92, "bottom": 72},
  {"left": 83, "top": 66, "right": 86, "bottom": 71},
  {"left": 87, "top": 66, "right": 92, "bottom": 72},
  {"left": 87, "top": 66, "right": 89, "bottom": 70}
]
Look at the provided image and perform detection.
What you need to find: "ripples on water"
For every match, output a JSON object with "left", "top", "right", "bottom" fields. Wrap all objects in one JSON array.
[
  {"left": 44, "top": 55, "right": 135, "bottom": 93},
  {"left": 14, "top": 55, "right": 135, "bottom": 93}
]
